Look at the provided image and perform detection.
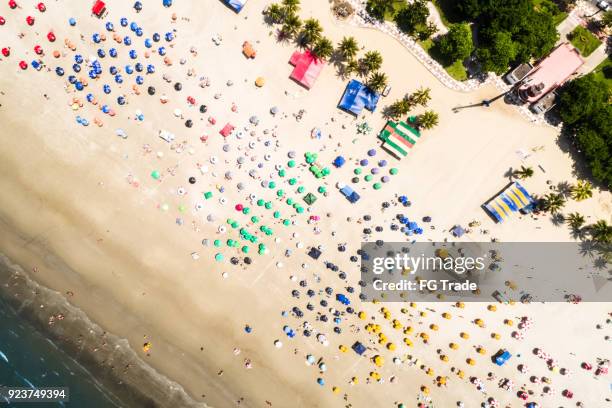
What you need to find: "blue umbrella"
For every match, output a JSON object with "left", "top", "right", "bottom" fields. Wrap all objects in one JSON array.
[
  {"left": 125, "top": 65, "right": 134, "bottom": 74},
  {"left": 75, "top": 81, "right": 84, "bottom": 91},
  {"left": 86, "top": 93, "right": 94, "bottom": 102},
  {"left": 97, "top": 49, "right": 106, "bottom": 58},
  {"left": 68, "top": 75, "right": 77, "bottom": 84},
  {"left": 105, "top": 22, "right": 114, "bottom": 31},
  {"left": 152, "top": 33, "right": 160, "bottom": 42},
  {"left": 135, "top": 27, "right": 143, "bottom": 37},
  {"left": 101, "top": 105, "right": 110, "bottom": 114},
  {"left": 135, "top": 75, "right": 144, "bottom": 85},
  {"left": 134, "top": 1, "right": 143, "bottom": 11},
  {"left": 123, "top": 36, "right": 132, "bottom": 46},
  {"left": 317, "top": 378, "right": 325, "bottom": 386},
  {"left": 74, "top": 54, "right": 83, "bottom": 64},
  {"left": 120, "top": 17, "right": 128, "bottom": 27},
  {"left": 144, "top": 39, "right": 152, "bottom": 48},
  {"left": 146, "top": 64, "right": 155, "bottom": 74},
  {"left": 117, "top": 96, "right": 126, "bottom": 105},
  {"left": 55, "top": 67, "right": 64, "bottom": 76},
  {"left": 92, "top": 33, "right": 101, "bottom": 43},
  {"left": 88, "top": 70, "right": 97, "bottom": 79},
  {"left": 109, "top": 66, "right": 117, "bottom": 75},
  {"left": 165, "top": 32, "right": 174, "bottom": 41},
  {"left": 130, "top": 22, "right": 138, "bottom": 32},
  {"left": 72, "top": 63, "right": 81, "bottom": 73},
  {"left": 158, "top": 46, "right": 166, "bottom": 56},
  {"left": 135, "top": 63, "right": 143, "bottom": 72},
  {"left": 76, "top": 116, "right": 83, "bottom": 124},
  {"left": 81, "top": 118, "right": 89, "bottom": 126},
  {"left": 69, "top": 17, "right": 77, "bottom": 26},
  {"left": 129, "top": 49, "right": 137, "bottom": 59},
  {"left": 114, "top": 74, "right": 123, "bottom": 84},
  {"left": 103, "top": 84, "right": 112, "bottom": 94},
  {"left": 163, "top": 0, "right": 173, "bottom": 7},
  {"left": 109, "top": 48, "right": 118, "bottom": 58}
]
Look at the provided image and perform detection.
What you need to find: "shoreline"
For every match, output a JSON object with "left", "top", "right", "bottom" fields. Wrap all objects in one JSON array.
[{"left": 0, "top": 252, "right": 206, "bottom": 408}]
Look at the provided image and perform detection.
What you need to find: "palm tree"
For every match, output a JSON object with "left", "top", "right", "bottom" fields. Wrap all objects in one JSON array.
[
  {"left": 570, "top": 180, "right": 593, "bottom": 201},
  {"left": 566, "top": 212, "right": 586, "bottom": 231},
  {"left": 265, "top": 3, "right": 285, "bottom": 24},
  {"left": 416, "top": 110, "right": 439, "bottom": 130},
  {"left": 280, "top": 13, "right": 302, "bottom": 40},
  {"left": 299, "top": 18, "right": 323, "bottom": 48},
  {"left": 360, "top": 51, "right": 383, "bottom": 76},
  {"left": 338, "top": 36, "right": 359, "bottom": 61},
  {"left": 366, "top": 71, "right": 388, "bottom": 93},
  {"left": 513, "top": 166, "right": 534, "bottom": 180},
  {"left": 540, "top": 193, "right": 566, "bottom": 214},
  {"left": 410, "top": 87, "right": 431, "bottom": 107},
  {"left": 311, "top": 37, "right": 334, "bottom": 61},
  {"left": 385, "top": 97, "right": 413, "bottom": 118},
  {"left": 281, "top": 0, "right": 301, "bottom": 15},
  {"left": 589, "top": 220, "right": 612, "bottom": 244},
  {"left": 344, "top": 58, "right": 360, "bottom": 77}
]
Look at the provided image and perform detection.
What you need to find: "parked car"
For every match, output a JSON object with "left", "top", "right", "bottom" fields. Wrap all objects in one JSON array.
[{"left": 597, "top": 0, "right": 610, "bottom": 11}]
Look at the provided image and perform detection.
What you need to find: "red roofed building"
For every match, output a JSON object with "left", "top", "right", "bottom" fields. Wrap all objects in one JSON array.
[
  {"left": 289, "top": 49, "right": 325, "bottom": 89},
  {"left": 517, "top": 43, "right": 584, "bottom": 105}
]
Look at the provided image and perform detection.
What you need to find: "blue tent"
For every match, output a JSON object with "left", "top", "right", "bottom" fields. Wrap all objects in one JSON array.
[
  {"left": 224, "top": 0, "right": 247, "bottom": 12},
  {"left": 494, "top": 350, "right": 512, "bottom": 366},
  {"left": 352, "top": 341, "right": 366, "bottom": 355},
  {"left": 338, "top": 79, "right": 380, "bottom": 116},
  {"left": 336, "top": 294, "right": 350, "bottom": 305}
]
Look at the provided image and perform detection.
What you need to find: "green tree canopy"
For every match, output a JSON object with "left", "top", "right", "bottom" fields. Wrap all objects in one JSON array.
[
  {"left": 438, "top": 23, "right": 474, "bottom": 62},
  {"left": 394, "top": 0, "right": 429, "bottom": 35},
  {"left": 477, "top": 31, "right": 517, "bottom": 74}
]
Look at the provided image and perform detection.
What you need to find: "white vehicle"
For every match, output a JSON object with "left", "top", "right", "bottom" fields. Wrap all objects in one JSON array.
[
  {"left": 158, "top": 129, "right": 175, "bottom": 143},
  {"left": 597, "top": 0, "right": 610, "bottom": 11}
]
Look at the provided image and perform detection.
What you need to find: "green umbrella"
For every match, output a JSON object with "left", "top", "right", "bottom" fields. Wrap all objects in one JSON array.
[
  {"left": 151, "top": 170, "right": 161, "bottom": 180},
  {"left": 242, "top": 246, "right": 249, "bottom": 253},
  {"left": 213, "top": 239, "right": 221, "bottom": 247},
  {"left": 390, "top": 168, "right": 398, "bottom": 175},
  {"left": 289, "top": 178, "right": 297, "bottom": 185},
  {"left": 365, "top": 174, "right": 373, "bottom": 182},
  {"left": 354, "top": 168, "right": 362, "bottom": 175},
  {"left": 269, "top": 181, "right": 276, "bottom": 189},
  {"left": 264, "top": 201, "right": 272, "bottom": 210},
  {"left": 297, "top": 186, "right": 305, "bottom": 193},
  {"left": 242, "top": 207, "right": 250, "bottom": 214},
  {"left": 287, "top": 198, "right": 294, "bottom": 205},
  {"left": 178, "top": 204, "right": 186, "bottom": 212},
  {"left": 318, "top": 186, "right": 326, "bottom": 194},
  {"left": 231, "top": 221, "right": 239, "bottom": 228},
  {"left": 287, "top": 160, "right": 295, "bottom": 168},
  {"left": 227, "top": 239, "right": 234, "bottom": 246},
  {"left": 273, "top": 211, "right": 281, "bottom": 219},
  {"left": 283, "top": 219, "right": 291, "bottom": 226},
  {"left": 373, "top": 182, "right": 382, "bottom": 190},
  {"left": 251, "top": 216, "right": 260, "bottom": 223},
  {"left": 278, "top": 169, "right": 286, "bottom": 177},
  {"left": 296, "top": 206, "right": 304, "bottom": 213},
  {"left": 257, "top": 199, "right": 265, "bottom": 206},
  {"left": 215, "top": 253, "right": 224, "bottom": 261},
  {"left": 277, "top": 189, "right": 284, "bottom": 197},
  {"left": 204, "top": 191, "right": 213, "bottom": 199}
]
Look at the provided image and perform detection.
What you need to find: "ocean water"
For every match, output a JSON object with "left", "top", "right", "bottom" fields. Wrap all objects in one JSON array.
[{"left": 0, "top": 296, "right": 122, "bottom": 408}]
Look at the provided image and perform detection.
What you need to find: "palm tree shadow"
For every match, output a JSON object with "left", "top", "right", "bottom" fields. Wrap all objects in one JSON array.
[
  {"left": 550, "top": 213, "right": 565, "bottom": 227},
  {"left": 504, "top": 167, "right": 514, "bottom": 180}
]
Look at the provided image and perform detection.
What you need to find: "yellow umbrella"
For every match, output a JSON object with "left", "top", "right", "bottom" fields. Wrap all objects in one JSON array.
[
  {"left": 437, "top": 376, "right": 447, "bottom": 385},
  {"left": 449, "top": 342, "right": 459, "bottom": 350},
  {"left": 475, "top": 318, "right": 484, "bottom": 327},
  {"left": 373, "top": 355, "right": 384, "bottom": 367},
  {"left": 421, "top": 385, "right": 430, "bottom": 395},
  {"left": 339, "top": 345, "right": 348, "bottom": 352},
  {"left": 442, "top": 312, "right": 452, "bottom": 319},
  {"left": 430, "top": 324, "right": 439, "bottom": 331},
  {"left": 491, "top": 333, "right": 501, "bottom": 340},
  {"left": 358, "top": 311, "right": 367, "bottom": 320},
  {"left": 420, "top": 332, "right": 429, "bottom": 340},
  {"left": 457, "top": 370, "right": 465, "bottom": 379},
  {"left": 142, "top": 342, "right": 152, "bottom": 353},
  {"left": 440, "top": 354, "right": 449, "bottom": 362},
  {"left": 386, "top": 342, "right": 396, "bottom": 351},
  {"left": 404, "top": 326, "right": 414, "bottom": 334},
  {"left": 420, "top": 311, "right": 427, "bottom": 317},
  {"left": 477, "top": 347, "right": 486, "bottom": 355},
  {"left": 403, "top": 338, "right": 413, "bottom": 347},
  {"left": 467, "top": 358, "right": 476, "bottom": 365},
  {"left": 455, "top": 301, "right": 465, "bottom": 308},
  {"left": 410, "top": 302, "right": 417, "bottom": 308},
  {"left": 255, "top": 77, "right": 265, "bottom": 87},
  {"left": 350, "top": 376, "right": 358, "bottom": 385},
  {"left": 487, "top": 304, "right": 497, "bottom": 312},
  {"left": 460, "top": 332, "right": 470, "bottom": 339},
  {"left": 426, "top": 368, "right": 434, "bottom": 376},
  {"left": 400, "top": 308, "right": 408, "bottom": 314},
  {"left": 332, "top": 386, "right": 340, "bottom": 394},
  {"left": 504, "top": 319, "right": 514, "bottom": 326}
]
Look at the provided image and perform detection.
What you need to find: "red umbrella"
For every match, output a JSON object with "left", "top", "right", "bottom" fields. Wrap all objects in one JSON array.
[
  {"left": 47, "top": 31, "right": 56, "bottom": 42},
  {"left": 34, "top": 45, "right": 43, "bottom": 55},
  {"left": 1, "top": 47, "right": 10, "bottom": 57},
  {"left": 18, "top": 60, "right": 27, "bottom": 70},
  {"left": 0, "top": 16, "right": 5, "bottom": 25},
  {"left": 8, "top": 0, "right": 17, "bottom": 9},
  {"left": 26, "top": 16, "right": 35, "bottom": 25},
  {"left": 37, "top": 2, "right": 46, "bottom": 12}
]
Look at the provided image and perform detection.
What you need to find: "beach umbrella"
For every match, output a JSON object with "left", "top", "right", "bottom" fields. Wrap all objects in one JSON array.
[
  {"left": 129, "top": 49, "right": 137, "bottom": 59},
  {"left": 135, "top": 27, "right": 143, "bottom": 37},
  {"left": 101, "top": 104, "right": 110, "bottom": 113},
  {"left": 144, "top": 38, "right": 152, "bottom": 48},
  {"left": 109, "top": 48, "right": 117, "bottom": 58},
  {"left": 117, "top": 96, "right": 126, "bottom": 105},
  {"left": 8, "top": 0, "right": 17, "bottom": 9},
  {"left": 86, "top": 93, "right": 94, "bottom": 102},
  {"left": 26, "top": 16, "right": 35, "bottom": 26},
  {"left": 75, "top": 81, "right": 84, "bottom": 91},
  {"left": 18, "top": 60, "right": 27, "bottom": 70},
  {"left": 72, "top": 63, "right": 81, "bottom": 73},
  {"left": 109, "top": 66, "right": 117, "bottom": 75},
  {"left": 68, "top": 17, "right": 76, "bottom": 26},
  {"left": 97, "top": 49, "right": 106, "bottom": 58},
  {"left": 120, "top": 17, "right": 128, "bottom": 27},
  {"left": 135, "top": 75, "right": 144, "bottom": 84},
  {"left": 123, "top": 36, "right": 132, "bottom": 46},
  {"left": 152, "top": 32, "right": 161, "bottom": 42},
  {"left": 47, "top": 31, "right": 56, "bottom": 42},
  {"left": 158, "top": 46, "right": 167, "bottom": 56},
  {"left": 105, "top": 22, "right": 114, "bottom": 31},
  {"left": 1, "top": 47, "right": 10, "bottom": 57},
  {"left": 103, "top": 84, "right": 111, "bottom": 94},
  {"left": 0, "top": 16, "right": 5, "bottom": 25},
  {"left": 165, "top": 32, "right": 174, "bottom": 41},
  {"left": 92, "top": 33, "right": 101, "bottom": 43},
  {"left": 134, "top": 1, "right": 143, "bottom": 11},
  {"left": 163, "top": 0, "right": 173, "bottom": 6},
  {"left": 147, "top": 86, "right": 156, "bottom": 95},
  {"left": 146, "top": 64, "right": 155, "bottom": 74},
  {"left": 174, "top": 82, "right": 182, "bottom": 91},
  {"left": 68, "top": 75, "right": 77, "bottom": 84},
  {"left": 114, "top": 74, "right": 123, "bottom": 83},
  {"left": 125, "top": 65, "right": 134, "bottom": 74},
  {"left": 36, "top": 2, "right": 46, "bottom": 12},
  {"left": 55, "top": 66, "right": 64, "bottom": 76},
  {"left": 199, "top": 104, "right": 207, "bottom": 113},
  {"left": 130, "top": 22, "right": 138, "bottom": 31},
  {"left": 74, "top": 54, "right": 83, "bottom": 64},
  {"left": 185, "top": 119, "right": 193, "bottom": 128}
]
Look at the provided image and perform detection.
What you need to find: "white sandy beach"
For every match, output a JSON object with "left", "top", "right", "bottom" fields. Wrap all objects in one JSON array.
[{"left": 0, "top": 0, "right": 610, "bottom": 407}]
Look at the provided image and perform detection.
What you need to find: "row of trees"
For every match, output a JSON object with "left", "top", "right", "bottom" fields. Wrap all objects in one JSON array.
[
  {"left": 335, "top": 38, "right": 389, "bottom": 92},
  {"left": 556, "top": 74, "right": 612, "bottom": 189},
  {"left": 366, "top": 0, "right": 437, "bottom": 40},
  {"left": 384, "top": 87, "right": 439, "bottom": 130}
]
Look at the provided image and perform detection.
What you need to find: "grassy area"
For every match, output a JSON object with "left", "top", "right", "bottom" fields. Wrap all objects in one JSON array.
[
  {"left": 419, "top": 38, "right": 468, "bottom": 81},
  {"left": 568, "top": 25, "right": 601, "bottom": 57},
  {"left": 592, "top": 57, "right": 612, "bottom": 88}
]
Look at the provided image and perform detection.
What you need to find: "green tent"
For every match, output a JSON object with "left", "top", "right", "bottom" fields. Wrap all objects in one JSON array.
[{"left": 303, "top": 193, "right": 317, "bottom": 205}]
